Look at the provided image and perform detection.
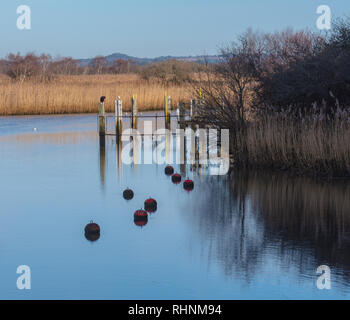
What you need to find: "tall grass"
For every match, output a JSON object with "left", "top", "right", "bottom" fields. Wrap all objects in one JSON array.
[
  {"left": 244, "top": 106, "right": 350, "bottom": 177},
  {"left": 0, "top": 74, "right": 192, "bottom": 116}
]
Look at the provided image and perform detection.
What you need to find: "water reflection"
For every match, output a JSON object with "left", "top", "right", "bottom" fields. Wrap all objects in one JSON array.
[
  {"left": 3, "top": 114, "right": 350, "bottom": 298},
  {"left": 116, "top": 136, "right": 123, "bottom": 181},
  {"left": 103, "top": 131, "right": 350, "bottom": 290},
  {"left": 245, "top": 172, "right": 350, "bottom": 276},
  {"left": 99, "top": 136, "right": 106, "bottom": 191},
  {"left": 187, "top": 170, "right": 350, "bottom": 289},
  {"left": 0, "top": 131, "right": 97, "bottom": 146}
]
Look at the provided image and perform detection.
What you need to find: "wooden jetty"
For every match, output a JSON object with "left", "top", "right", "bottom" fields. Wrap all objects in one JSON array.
[{"left": 97, "top": 95, "right": 202, "bottom": 137}]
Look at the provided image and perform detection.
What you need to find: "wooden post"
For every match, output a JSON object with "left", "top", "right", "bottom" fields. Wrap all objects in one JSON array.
[
  {"left": 179, "top": 126, "right": 187, "bottom": 177},
  {"left": 164, "top": 94, "right": 171, "bottom": 130},
  {"left": 99, "top": 97, "right": 106, "bottom": 189},
  {"left": 131, "top": 94, "right": 138, "bottom": 129},
  {"left": 178, "top": 102, "right": 186, "bottom": 130},
  {"left": 168, "top": 95, "right": 171, "bottom": 128},
  {"left": 115, "top": 97, "right": 123, "bottom": 137},
  {"left": 207, "top": 126, "right": 210, "bottom": 163},
  {"left": 194, "top": 124, "right": 199, "bottom": 162},
  {"left": 155, "top": 112, "right": 158, "bottom": 132},
  {"left": 178, "top": 103, "right": 187, "bottom": 176},
  {"left": 191, "top": 99, "right": 200, "bottom": 121},
  {"left": 99, "top": 96, "right": 106, "bottom": 137}
]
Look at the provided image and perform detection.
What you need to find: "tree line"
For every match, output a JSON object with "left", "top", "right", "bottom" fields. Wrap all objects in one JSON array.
[
  {"left": 193, "top": 17, "right": 350, "bottom": 174},
  {"left": 0, "top": 53, "right": 202, "bottom": 84},
  {"left": 0, "top": 54, "right": 139, "bottom": 82},
  {"left": 195, "top": 17, "right": 350, "bottom": 122}
]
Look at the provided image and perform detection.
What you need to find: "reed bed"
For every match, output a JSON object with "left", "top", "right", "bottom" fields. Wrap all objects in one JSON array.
[
  {"left": 1, "top": 72, "right": 349, "bottom": 177},
  {"left": 245, "top": 108, "right": 350, "bottom": 177},
  {"left": 0, "top": 74, "right": 192, "bottom": 116}
]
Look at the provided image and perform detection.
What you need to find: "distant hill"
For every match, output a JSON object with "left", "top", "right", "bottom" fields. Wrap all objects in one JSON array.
[{"left": 79, "top": 53, "right": 222, "bottom": 66}]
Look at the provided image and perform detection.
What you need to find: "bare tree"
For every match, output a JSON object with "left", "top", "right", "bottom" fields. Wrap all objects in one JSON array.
[
  {"left": 192, "top": 30, "right": 263, "bottom": 163},
  {"left": 51, "top": 57, "right": 79, "bottom": 75},
  {"left": 89, "top": 56, "right": 108, "bottom": 74},
  {"left": 37, "top": 54, "right": 54, "bottom": 81},
  {"left": 108, "top": 59, "right": 137, "bottom": 74},
  {"left": 0, "top": 59, "right": 8, "bottom": 74},
  {"left": 6, "top": 53, "right": 41, "bottom": 82}
]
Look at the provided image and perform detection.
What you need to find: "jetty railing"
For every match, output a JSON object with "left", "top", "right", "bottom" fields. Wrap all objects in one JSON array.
[{"left": 98, "top": 95, "right": 203, "bottom": 137}]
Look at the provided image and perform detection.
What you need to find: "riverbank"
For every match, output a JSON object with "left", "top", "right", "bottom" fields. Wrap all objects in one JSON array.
[
  {"left": 0, "top": 74, "right": 191, "bottom": 116},
  {"left": 229, "top": 112, "right": 350, "bottom": 179},
  {"left": 1, "top": 74, "right": 349, "bottom": 179}
]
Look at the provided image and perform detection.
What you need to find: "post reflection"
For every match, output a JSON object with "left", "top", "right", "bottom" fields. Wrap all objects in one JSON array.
[
  {"left": 99, "top": 135, "right": 106, "bottom": 192},
  {"left": 101, "top": 126, "right": 221, "bottom": 192},
  {"left": 116, "top": 135, "right": 123, "bottom": 181}
]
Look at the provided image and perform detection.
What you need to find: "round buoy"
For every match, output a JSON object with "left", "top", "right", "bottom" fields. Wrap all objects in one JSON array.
[
  {"left": 84, "top": 221, "right": 100, "bottom": 242},
  {"left": 85, "top": 232, "right": 100, "bottom": 242},
  {"left": 144, "top": 198, "right": 157, "bottom": 213},
  {"left": 171, "top": 173, "right": 182, "bottom": 184},
  {"left": 134, "top": 210, "right": 148, "bottom": 227},
  {"left": 123, "top": 188, "right": 134, "bottom": 200},
  {"left": 165, "top": 165, "right": 174, "bottom": 176},
  {"left": 183, "top": 179, "right": 194, "bottom": 191}
]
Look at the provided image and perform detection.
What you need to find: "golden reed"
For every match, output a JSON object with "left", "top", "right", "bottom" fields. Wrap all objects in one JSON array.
[{"left": 0, "top": 74, "right": 192, "bottom": 116}]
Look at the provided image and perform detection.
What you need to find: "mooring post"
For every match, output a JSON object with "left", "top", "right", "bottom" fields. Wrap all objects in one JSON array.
[
  {"left": 155, "top": 112, "right": 158, "bottom": 132},
  {"left": 190, "top": 99, "right": 196, "bottom": 119},
  {"left": 206, "top": 126, "right": 210, "bottom": 163},
  {"left": 164, "top": 94, "right": 171, "bottom": 130},
  {"left": 98, "top": 96, "right": 106, "bottom": 139},
  {"left": 217, "top": 130, "right": 221, "bottom": 159},
  {"left": 190, "top": 99, "right": 199, "bottom": 161},
  {"left": 190, "top": 99, "right": 197, "bottom": 132},
  {"left": 115, "top": 97, "right": 123, "bottom": 138},
  {"left": 178, "top": 102, "right": 187, "bottom": 176},
  {"left": 168, "top": 95, "right": 171, "bottom": 129},
  {"left": 131, "top": 94, "right": 138, "bottom": 130},
  {"left": 178, "top": 102, "right": 186, "bottom": 130},
  {"left": 195, "top": 124, "right": 199, "bottom": 162}
]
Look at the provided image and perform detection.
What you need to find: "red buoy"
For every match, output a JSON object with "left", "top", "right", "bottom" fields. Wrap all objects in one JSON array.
[
  {"left": 171, "top": 173, "right": 182, "bottom": 184},
  {"left": 183, "top": 179, "right": 194, "bottom": 191},
  {"left": 165, "top": 165, "right": 174, "bottom": 176},
  {"left": 134, "top": 210, "right": 148, "bottom": 227},
  {"left": 134, "top": 220, "right": 147, "bottom": 227},
  {"left": 123, "top": 188, "right": 134, "bottom": 200},
  {"left": 85, "top": 232, "right": 100, "bottom": 242},
  {"left": 144, "top": 198, "right": 157, "bottom": 213},
  {"left": 84, "top": 221, "right": 100, "bottom": 242}
]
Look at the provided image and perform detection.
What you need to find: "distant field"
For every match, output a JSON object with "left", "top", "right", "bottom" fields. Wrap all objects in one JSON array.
[{"left": 0, "top": 74, "right": 193, "bottom": 116}]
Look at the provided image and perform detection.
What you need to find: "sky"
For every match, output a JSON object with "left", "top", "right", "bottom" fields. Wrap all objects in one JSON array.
[{"left": 0, "top": 0, "right": 349, "bottom": 59}]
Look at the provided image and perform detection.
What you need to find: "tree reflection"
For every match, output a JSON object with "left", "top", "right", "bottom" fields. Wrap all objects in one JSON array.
[{"left": 185, "top": 170, "right": 350, "bottom": 287}]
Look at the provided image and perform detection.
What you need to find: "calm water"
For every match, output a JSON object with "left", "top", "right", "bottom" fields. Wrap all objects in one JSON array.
[{"left": 0, "top": 114, "right": 350, "bottom": 300}]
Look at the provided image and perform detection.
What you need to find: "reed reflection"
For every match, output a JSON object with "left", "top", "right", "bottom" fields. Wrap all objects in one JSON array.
[
  {"left": 187, "top": 170, "right": 350, "bottom": 287},
  {"left": 244, "top": 172, "right": 350, "bottom": 274},
  {"left": 0, "top": 131, "right": 97, "bottom": 146}
]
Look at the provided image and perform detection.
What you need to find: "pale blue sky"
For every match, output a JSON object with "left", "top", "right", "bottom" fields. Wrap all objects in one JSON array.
[{"left": 0, "top": 0, "right": 349, "bottom": 59}]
